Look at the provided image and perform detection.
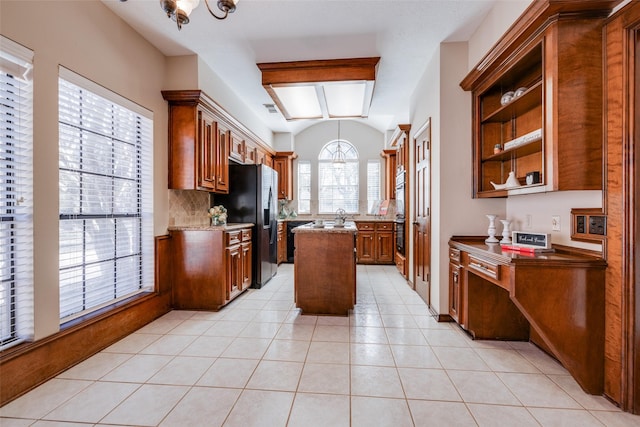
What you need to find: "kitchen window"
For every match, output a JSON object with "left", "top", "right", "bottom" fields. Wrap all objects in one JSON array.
[
  {"left": 0, "top": 36, "right": 34, "bottom": 350},
  {"left": 318, "top": 140, "right": 358, "bottom": 214},
  {"left": 367, "top": 160, "right": 380, "bottom": 213},
  {"left": 297, "top": 160, "right": 311, "bottom": 214},
  {"left": 58, "top": 67, "right": 153, "bottom": 322}
]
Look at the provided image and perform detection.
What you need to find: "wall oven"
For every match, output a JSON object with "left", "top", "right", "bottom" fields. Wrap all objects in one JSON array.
[
  {"left": 395, "top": 171, "right": 406, "bottom": 255},
  {"left": 395, "top": 171, "right": 405, "bottom": 218}
]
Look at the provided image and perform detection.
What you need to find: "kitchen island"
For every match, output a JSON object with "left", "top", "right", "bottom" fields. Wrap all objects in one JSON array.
[{"left": 292, "top": 222, "right": 357, "bottom": 315}]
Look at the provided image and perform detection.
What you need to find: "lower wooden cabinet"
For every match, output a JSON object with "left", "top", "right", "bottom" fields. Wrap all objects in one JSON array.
[
  {"left": 356, "top": 221, "right": 395, "bottom": 264},
  {"left": 171, "top": 226, "right": 252, "bottom": 310},
  {"left": 277, "top": 221, "right": 286, "bottom": 264},
  {"left": 448, "top": 247, "right": 465, "bottom": 327}
]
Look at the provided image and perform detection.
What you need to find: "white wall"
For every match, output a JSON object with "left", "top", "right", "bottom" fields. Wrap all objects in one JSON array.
[
  {"left": 467, "top": 1, "right": 533, "bottom": 67},
  {"left": 293, "top": 120, "right": 384, "bottom": 216},
  {"left": 409, "top": 42, "right": 505, "bottom": 313},
  {"left": 0, "top": 0, "right": 169, "bottom": 339}
]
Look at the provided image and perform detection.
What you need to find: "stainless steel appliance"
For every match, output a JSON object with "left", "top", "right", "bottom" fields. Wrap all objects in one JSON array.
[
  {"left": 215, "top": 164, "right": 278, "bottom": 288},
  {"left": 395, "top": 171, "right": 405, "bottom": 218}
]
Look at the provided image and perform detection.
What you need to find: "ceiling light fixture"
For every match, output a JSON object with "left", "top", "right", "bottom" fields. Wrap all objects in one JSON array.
[
  {"left": 257, "top": 57, "right": 380, "bottom": 121},
  {"left": 158, "top": 0, "right": 238, "bottom": 30},
  {"left": 333, "top": 121, "right": 346, "bottom": 164}
]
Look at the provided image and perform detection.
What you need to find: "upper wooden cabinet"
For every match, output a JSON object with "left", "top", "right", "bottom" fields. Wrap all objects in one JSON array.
[
  {"left": 162, "top": 90, "right": 275, "bottom": 193},
  {"left": 381, "top": 149, "right": 397, "bottom": 199},
  {"left": 460, "top": 1, "right": 616, "bottom": 198},
  {"left": 273, "top": 151, "right": 297, "bottom": 200}
]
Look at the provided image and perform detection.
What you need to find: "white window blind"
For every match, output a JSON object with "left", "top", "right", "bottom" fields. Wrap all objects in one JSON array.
[
  {"left": 367, "top": 160, "right": 381, "bottom": 213},
  {"left": 318, "top": 141, "right": 359, "bottom": 214},
  {"left": 297, "top": 161, "right": 311, "bottom": 214},
  {"left": 58, "top": 68, "right": 153, "bottom": 322},
  {"left": 0, "top": 36, "right": 33, "bottom": 350}
]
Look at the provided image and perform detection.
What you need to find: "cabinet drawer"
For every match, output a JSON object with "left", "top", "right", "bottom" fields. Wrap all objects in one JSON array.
[
  {"left": 375, "top": 222, "right": 393, "bottom": 231},
  {"left": 467, "top": 254, "right": 500, "bottom": 282},
  {"left": 226, "top": 231, "right": 242, "bottom": 246},
  {"left": 242, "top": 228, "right": 252, "bottom": 242},
  {"left": 277, "top": 222, "right": 284, "bottom": 232},
  {"left": 449, "top": 248, "right": 461, "bottom": 263},
  {"left": 356, "top": 222, "right": 375, "bottom": 231}
]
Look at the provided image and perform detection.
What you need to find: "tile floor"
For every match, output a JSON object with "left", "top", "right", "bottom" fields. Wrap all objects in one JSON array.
[{"left": 2, "top": 264, "right": 640, "bottom": 427}]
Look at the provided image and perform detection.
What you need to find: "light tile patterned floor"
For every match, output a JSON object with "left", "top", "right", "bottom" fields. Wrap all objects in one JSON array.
[{"left": 2, "top": 264, "right": 639, "bottom": 426}]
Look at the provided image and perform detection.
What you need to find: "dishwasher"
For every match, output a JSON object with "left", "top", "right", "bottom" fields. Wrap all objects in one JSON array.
[{"left": 286, "top": 221, "right": 312, "bottom": 262}]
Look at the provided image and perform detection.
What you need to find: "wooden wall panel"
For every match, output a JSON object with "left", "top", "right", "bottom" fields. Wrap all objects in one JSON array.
[
  {"left": 0, "top": 235, "right": 173, "bottom": 406},
  {"left": 604, "top": 1, "right": 640, "bottom": 412}
]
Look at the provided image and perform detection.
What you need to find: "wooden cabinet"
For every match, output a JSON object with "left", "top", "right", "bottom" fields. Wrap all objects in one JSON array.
[
  {"left": 355, "top": 221, "right": 394, "bottom": 265},
  {"left": 273, "top": 151, "right": 297, "bottom": 200},
  {"left": 277, "top": 221, "right": 286, "bottom": 264},
  {"left": 461, "top": 3, "right": 607, "bottom": 198},
  {"left": 381, "top": 149, "right": 397, "bottom": 199},
  {"left": 162, "top": 90, "right": 276, "bottom": 189},
  {"left": 162, "top": 90, "right": 230, "bottom": 193},
  {"left": 448, "top": 248, "right": 464, "bottom": 326},
  {"left": 171, "top": 226, "right": 252, "bottom": 310},
  {"left": 215, "top": 121, "right": 230, "bottom": 193},
  {"left": 229, "top": 130, "right": 245, "bottom": 163},
  {"left": 293, "top": 227, "right": 357, "bottom": 316}
]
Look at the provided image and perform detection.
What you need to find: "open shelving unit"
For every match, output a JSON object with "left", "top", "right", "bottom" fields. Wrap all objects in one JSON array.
[{"left": 462, "top": 3, "right": 606, "bottom": 198}]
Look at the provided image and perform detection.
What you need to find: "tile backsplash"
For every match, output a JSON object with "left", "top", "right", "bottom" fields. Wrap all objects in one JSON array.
[{"left": 168, "top": 190, "right": 210, "bottom": 226}]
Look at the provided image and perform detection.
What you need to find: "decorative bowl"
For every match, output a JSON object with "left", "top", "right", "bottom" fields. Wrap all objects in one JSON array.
[
  {"left": 514, "top": 87, "right": 527, "bottom": 98},
  {"left": 500, "top": 91, "right": 515, "bottom": 105}
]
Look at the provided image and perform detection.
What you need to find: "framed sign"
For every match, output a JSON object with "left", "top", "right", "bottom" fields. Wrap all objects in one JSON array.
[{"left": 512, "top": 231, "right": 552, "bottom": 249}]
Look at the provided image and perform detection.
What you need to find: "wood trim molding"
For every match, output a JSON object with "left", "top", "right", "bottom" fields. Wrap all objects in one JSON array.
[
  {"left": 0, "top": 235, "right": 173, "bottom": 405},
  {"left": 461, "top": 0, "right": 620, "bottom": 90},
  {"left": 603, "top": 0, "right": 640, "bottom": 412},
  {"left": 161, "top": 90, "right": 275, "bottom": 157}
]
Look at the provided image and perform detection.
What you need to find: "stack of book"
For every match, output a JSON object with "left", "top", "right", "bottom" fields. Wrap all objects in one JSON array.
[{"left": 503, "top": 128, "right": 542, "bottom": 151}]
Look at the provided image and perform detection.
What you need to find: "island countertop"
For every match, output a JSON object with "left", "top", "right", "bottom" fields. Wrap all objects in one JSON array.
[
  {"left": 291, "top": 222, "right": 357, "bottom": 234},
  {"left": 168, "top": 223, "right": 254, "bottom": 231}
]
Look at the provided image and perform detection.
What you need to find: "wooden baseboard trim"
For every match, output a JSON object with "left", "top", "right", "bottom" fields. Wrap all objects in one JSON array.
[
  {"left": 0, "top": 235, "right": 173, "bottom": 406},
  {"left": 428, "top": 305, "right": 454, "bottom": 322},
  {"left": 0, "top": 292, "right": 171, "bottom": 406}
]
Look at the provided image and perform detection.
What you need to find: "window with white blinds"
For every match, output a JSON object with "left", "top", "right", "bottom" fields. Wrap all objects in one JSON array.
[
  {"left": 58, "top": 67, "right": 153, "bottom": 322},
  {"left": 367, "top": 160, "right": 381, "bottom": 213},
  {"left": 318, "top": 141, "right": 359, "bottom": 214},
  {"left": 0, "top": 36, "right": 34, "bottom": 350},
  {"left": 297, "top": 161, "right": 311, "bottom": 214}
]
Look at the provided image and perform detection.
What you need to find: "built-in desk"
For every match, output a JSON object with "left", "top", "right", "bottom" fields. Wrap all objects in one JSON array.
[{"left": 449, "top": 236, "right": 606, "bottom": 395}]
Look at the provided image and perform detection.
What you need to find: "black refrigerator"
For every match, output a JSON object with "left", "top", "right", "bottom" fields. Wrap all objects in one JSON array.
[{"left": 215, "top": 164, "right": 278, "bottom": 288}]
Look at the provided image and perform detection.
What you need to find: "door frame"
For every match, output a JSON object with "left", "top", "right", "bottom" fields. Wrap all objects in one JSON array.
[{"left": 412, "top": 118, "right": 432, "bottom": 307}]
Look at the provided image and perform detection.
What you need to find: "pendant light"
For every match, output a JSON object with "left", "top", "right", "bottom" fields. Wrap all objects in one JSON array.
[{"left": 333, "top": 121, "right": 346, "bottom": 164}]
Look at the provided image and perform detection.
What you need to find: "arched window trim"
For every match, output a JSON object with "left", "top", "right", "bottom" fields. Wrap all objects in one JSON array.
[{"left": 318, "top": 139, "right": 359, "bottom": 214}]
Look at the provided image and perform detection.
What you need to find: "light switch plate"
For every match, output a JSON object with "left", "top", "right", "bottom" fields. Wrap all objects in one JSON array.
[{"left": 552, "top": 215, "right": 561, "bottom": 231}]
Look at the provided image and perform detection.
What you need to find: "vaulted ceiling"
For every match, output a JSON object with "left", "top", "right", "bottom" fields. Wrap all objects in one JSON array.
[{"left": 103, "top": 0, "right": 502, "bottom": 135}]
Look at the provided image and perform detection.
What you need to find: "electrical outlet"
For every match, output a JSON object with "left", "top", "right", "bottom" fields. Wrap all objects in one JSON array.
[
  {"left": 525, "top": 214, "right": 532, "bottom": 229},
  {"left": 552, "top": 215, "right": 561, "bottom": 231}
]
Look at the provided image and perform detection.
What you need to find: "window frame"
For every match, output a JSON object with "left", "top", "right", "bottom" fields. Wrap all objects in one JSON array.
[
  {"left": 58, "top": 67, "right": 154, "bottom": 323},
  {"left": 317, "top": 140, "right": 359, "bottom": 214}
]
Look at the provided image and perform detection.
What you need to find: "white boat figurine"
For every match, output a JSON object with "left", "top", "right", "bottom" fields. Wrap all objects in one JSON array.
[{"left": 491, "top": 171, "right": 521, "bottom": 190}]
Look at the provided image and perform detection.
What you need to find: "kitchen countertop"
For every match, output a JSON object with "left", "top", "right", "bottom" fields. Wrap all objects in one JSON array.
[
  {"left": 168, "top": 223, "right": 254, "bottom": 231},
  {"left": 279, "top": 217, "right": 394, "bottom": 222},
  {"left": 291, "top": 222, "right": 358, "bottom": 234}
]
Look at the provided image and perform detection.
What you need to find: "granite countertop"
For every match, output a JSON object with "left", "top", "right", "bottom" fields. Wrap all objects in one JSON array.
[
  {"left": 279, "top": 217, "right": 394, "bottom": 222},
  {"left": 168, "top": 223, "right": 254, "bottom": 231},
  {"left": 292, "top": 222, "right": 358, "bottom": 234}
]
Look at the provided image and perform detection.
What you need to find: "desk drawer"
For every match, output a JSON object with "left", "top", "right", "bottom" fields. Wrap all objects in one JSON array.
[
  {"left": 449, "top": 248, "right": 461, "bottom": 263},
  {"left": 467, "top": 254, "right": 500, "bottom": 282}
]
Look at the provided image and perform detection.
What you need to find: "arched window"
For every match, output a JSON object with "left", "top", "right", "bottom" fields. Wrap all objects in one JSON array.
[{"left": 318, "top": 140, "right": 359, "bottom": 213}]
